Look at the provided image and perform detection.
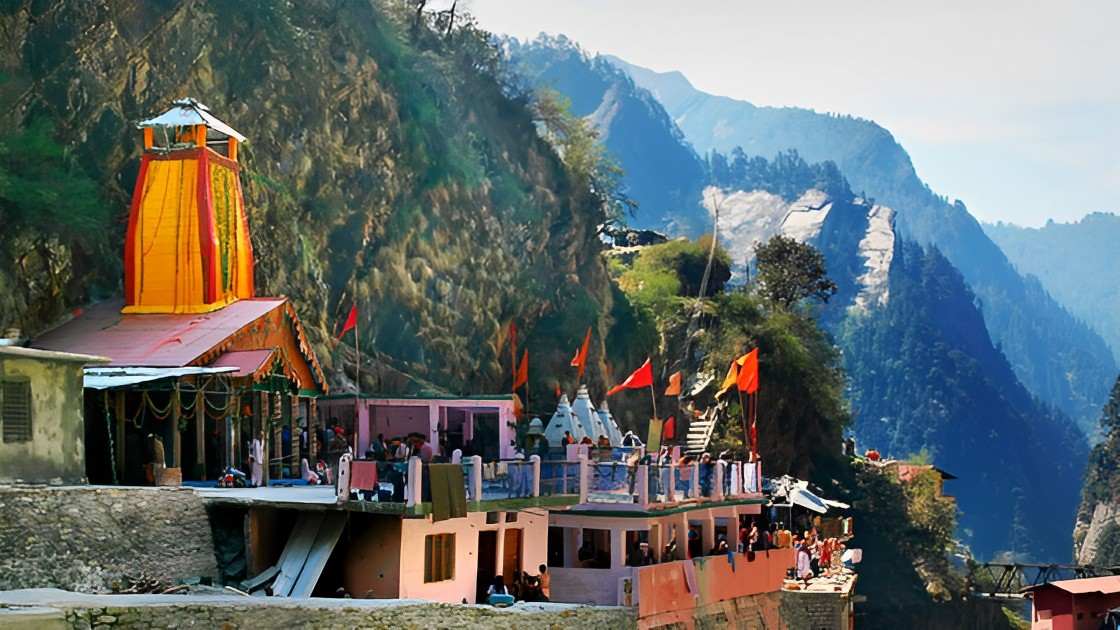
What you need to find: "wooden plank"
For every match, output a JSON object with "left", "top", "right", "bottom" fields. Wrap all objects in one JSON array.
[
  {"left": 271, "top": 511, "right": 324, "bottom": 597},
  {"left": 241, "top": 564, "right": 280, "bottom": 592},
  {"left": 289, "top": 512, "right": 348, "bottom": 598},
  {"left": 196, "top": 390, "right": 205, "bottom": 477}
]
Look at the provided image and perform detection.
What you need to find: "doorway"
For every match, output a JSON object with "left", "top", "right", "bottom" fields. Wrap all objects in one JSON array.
[
  {"left": 503, "top": 529, "right": 522, "bottom": 585},
  {"left": 476, "top": 530, "right": 498, "bottom": 603}
]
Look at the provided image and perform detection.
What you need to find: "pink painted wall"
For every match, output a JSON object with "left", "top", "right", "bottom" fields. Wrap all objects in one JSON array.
[{"left": 396, "top": 510, "right": 549, "bottom": 604}]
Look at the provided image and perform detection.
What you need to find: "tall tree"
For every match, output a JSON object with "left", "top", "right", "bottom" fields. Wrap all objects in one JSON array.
[{"left": 753, "top": 235, "right": 837, "bottom": 308}]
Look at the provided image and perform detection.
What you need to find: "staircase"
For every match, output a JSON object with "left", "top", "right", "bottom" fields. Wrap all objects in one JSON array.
[{"left": 685, "top": 408, "right": 718, "bottom": 455}]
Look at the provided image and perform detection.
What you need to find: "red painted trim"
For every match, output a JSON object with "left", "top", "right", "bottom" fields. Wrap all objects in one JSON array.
[
  {"left": 234, "top": 163, "right": 255, "bottom": 296},
  {"left": 197, "top": 148, "right": 220, "bottom": 304},
  {"left": 147, "top": 147, "right": 204, "bottom": 162},
  {"left": 123, "top": 154, "right": 152, "bottom": 305},
  {"left": 205, "top": 147, "right": 240, "bottom": 171}
]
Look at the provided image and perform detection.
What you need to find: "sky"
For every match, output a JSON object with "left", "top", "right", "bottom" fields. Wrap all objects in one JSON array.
[{"left": 455, "top": 0, "right": 1119, "bottom": 227}]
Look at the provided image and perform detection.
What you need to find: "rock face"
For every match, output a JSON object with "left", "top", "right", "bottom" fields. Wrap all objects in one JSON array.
[
  {"left": 0, "top": 1, "right": 616, "bottom": 396},
  {"left": 1075, "top": 376, "right": 1120, "bottom": 564},
  {"left": 0, "top": 486, "right": 219, "bottom": 592}
]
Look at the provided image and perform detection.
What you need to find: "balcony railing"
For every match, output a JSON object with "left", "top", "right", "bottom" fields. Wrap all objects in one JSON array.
[{"left": 339, "top": 454, "right": 764, "bottom": 511}]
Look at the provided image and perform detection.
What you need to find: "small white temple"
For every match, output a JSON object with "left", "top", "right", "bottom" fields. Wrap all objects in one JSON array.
[
  {"left": 598, "top": 400, "right": 624, "bottom": 447},
  {"left": 544, "top": 393, "right": 588, "bottom": 445},
  {"left": 572, "top": 385, "right": 608, "bottom": 442}
]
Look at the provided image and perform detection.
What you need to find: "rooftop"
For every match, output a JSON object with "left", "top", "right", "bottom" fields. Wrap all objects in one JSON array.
[
  {"left": 1023, "top": 575, "right": 1120, "bottom": 596},
  {"left": 0, "top": 345, "right": 109, "bottom": 365}
]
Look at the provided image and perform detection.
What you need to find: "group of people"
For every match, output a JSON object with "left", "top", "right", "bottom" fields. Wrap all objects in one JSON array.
[
  {"left": 363, "top": 432, "right": 435, "bottom": 463},
  {"left": 485, "top": 565, "right": 551, "bottom": 605},
  {"left": 792, "top": 529, "right": 845, "bottom": 583}
]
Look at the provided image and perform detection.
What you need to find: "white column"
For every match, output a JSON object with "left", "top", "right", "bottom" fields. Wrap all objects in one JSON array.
[
  {"left": 690, "top": 462, "right": 701, "bottom": 499},
  {"left": 406, "top": 455, "right": 423, "bottom": 507},
  {"left": 701, "top": 512, "right": 715, "bottom": 553},
  {"left": 667, "top": 464, "right": 676, "bottom": 502},
  {"left": 578, "top": 456, "right": 589, "bottom": 504},
  {"left": 470, "top": 455, "right": 483, "bottom": 502},
  {"left": 530, "top": 454, "right": 542, "bottom": 497},
  {"left": 731, "top": 462, "right": 742, "bottom": 496},
  {"left": 714, "top": 462, "right": 725, "bottom": 501},
  {"left": 610, "top": 528, "right": 626, "bottom": 569},
  {"left": 637, "top": 464, "right": 650, "bottom": 507}
]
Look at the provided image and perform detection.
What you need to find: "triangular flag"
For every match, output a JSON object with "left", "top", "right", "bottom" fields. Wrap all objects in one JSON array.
[
  {"left": 607, "top": 358, "right": 654, "bottom": 396},
  {"left": 513, "top": 349, "right": 529, "bottom": 390},
  {"left": 716, "top": 361, "right": 739, "bottom": 398},
  {"left": 570, "top": 327, "right": 592, "bottom": 379},
  {"left": 337, "top": 304, "right": 357, "bottom": 340},
  {"left": 664, "top": 371, "right": 682, "bottom": 397},
  {"left": 736, "top": 349, "right": 759, "bottom": 394},
  {"left": 663, "top": 415, "right": 676, "bottom": 441}
]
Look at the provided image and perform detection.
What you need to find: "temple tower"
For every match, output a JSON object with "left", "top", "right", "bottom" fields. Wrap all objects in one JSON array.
[{"left": 123, "top": 99, "right": 254, "bottom": 313}]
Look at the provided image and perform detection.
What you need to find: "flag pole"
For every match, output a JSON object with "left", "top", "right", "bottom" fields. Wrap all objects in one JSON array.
[
  {"left": 353, "top": 284, "right": 361, "bottom": 455},
  {"left": 737, "top": 388, "right": 750, "bottom": 461}
]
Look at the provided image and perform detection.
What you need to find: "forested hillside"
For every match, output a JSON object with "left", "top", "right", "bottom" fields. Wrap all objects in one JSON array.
[
  {"left": 609, "top": 54, "right": 1115, "bottom": 436},
  {"left": 986, "top": 213, "right": 1120, "bottom": 366},
  {"left": 706, "top": 151, "right": 1087, "bottom": 559},
  {"left": 0, "top": 0, "right": 619, "bottom": 399}
]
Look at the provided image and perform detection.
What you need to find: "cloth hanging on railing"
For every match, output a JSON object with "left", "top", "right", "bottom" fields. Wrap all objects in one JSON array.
[{"left": 429, "top": 464, "right": 467, "bottom": 522}]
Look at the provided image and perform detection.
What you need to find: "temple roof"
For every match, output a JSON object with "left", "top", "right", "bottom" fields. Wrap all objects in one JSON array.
[{"left": 138, "top": 98, "right": 247, "bottom": 142}]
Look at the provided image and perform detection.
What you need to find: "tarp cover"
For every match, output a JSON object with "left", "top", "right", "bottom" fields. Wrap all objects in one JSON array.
[
  {"left": 138, "top": 98, "right": 247, "bottom": 142},
  {"left": 84, "top": 366, "right": 236, "bottom": 390}
]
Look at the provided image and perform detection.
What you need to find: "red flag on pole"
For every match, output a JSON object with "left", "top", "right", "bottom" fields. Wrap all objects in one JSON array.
[
  {"left": 337, "top": 304, "right": 358, "bottom": 339},
  {"left": 513, "top": 349, "right": 529, "bottom": 390},
  {"left": 736, "top": 348, "right": 759, "bottom": 394},
  {"left": 664, "top": 415, "right": 676, "bottom": 441},
  {"left": 570, "top": 327, "right": 592, "bottom": 380},
  {"left": 607, "top": 358, "right": 654, "bottom": 396},
  {"left": 664, "top": 371, "right": 682, "bottom": 397}
]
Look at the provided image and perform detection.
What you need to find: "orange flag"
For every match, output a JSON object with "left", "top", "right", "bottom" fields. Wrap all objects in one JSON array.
[
  {"left": 570, "top": 327, "right": 592, "bottom": 379},
  {"left": 736, "top": 348, "right": 759, "bottom": 393},
  {"left": 716, "top": 361, "right": 739, "bottom": 398},
  {"left": 513, "top": 349, "right": 529, "bottom": 390},
  {"left": 337, "top": 304, "right": 357, "bottom": 339},
  {"left": 607, "top": 358, "right": 654, "bottom": 396},
  {"left": 664, "top": 371, "right": 682, "bottom": 397}
]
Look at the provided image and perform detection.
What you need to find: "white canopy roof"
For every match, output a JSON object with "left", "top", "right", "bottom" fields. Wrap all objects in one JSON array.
[
  {"left": 138, "top": 98, "right": 247, "bottom": 142},
  {"left": 84, "top": 366, "right": 236, "bottom": 390}
]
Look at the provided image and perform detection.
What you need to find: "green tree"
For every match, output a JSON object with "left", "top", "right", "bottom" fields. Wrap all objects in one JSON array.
[{"left": 754, "top": 235, "right": 838, "bottom": 308}]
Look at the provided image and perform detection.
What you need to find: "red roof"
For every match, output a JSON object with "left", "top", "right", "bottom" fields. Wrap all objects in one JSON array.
[
  {"left": 209, "top": 349, "right": 276, "bottom": 379},
  {"left": 32, "top": 298, "right": 287, "bottom": 368},
  {"left": 1025, "top": 576, "right": 1120, "bottom": 595}
]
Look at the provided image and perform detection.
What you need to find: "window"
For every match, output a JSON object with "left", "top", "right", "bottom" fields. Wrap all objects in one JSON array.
[
  {"left": 424, "top": 534, "right": 454, "bottom": 583},
  {"left": 505, "top": 512, "right": 518, "bottom": 523},
  {"left": 1, "top": 379, "right": 32, "bottom": 443}
]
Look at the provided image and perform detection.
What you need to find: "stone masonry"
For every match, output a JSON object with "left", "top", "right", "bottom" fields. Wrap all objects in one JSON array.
[{"left": 0, "top": 486, "right": 219, "bottom": 592}]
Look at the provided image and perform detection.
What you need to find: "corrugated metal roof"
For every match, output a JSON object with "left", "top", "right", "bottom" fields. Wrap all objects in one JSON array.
[
  {"left": 84, "top": 366, "right": 237, "bottom": 390},
  {"left": 31, "top": 299, "right": 287, "bottom": 368},
  {"left": 137, "top": 98, "right": 247, "bottom": 142},
  {"left": 208, "top": 349, "right": 275, "bottom": 379},
  {"left": 1025, "top": 576, "right": 1120, "bottom": 595}
]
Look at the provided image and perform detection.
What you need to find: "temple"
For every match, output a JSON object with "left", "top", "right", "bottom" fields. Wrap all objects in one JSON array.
[{"left": 30, "top": 100, "right": 326, "bottom": 486}]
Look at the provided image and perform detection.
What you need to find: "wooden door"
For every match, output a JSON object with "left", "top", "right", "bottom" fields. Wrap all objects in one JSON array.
[{"left": 502, "top": 528, "right": 522, "bottom": 584}]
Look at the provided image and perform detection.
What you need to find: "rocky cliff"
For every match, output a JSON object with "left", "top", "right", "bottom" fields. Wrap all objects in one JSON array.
[{"left": 0, "top": 0, "right": 616, "bottom": 397}]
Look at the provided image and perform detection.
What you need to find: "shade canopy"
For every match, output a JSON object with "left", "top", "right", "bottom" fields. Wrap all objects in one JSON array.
[
  {"left": 84, "top": 366, "right": 236, "bottom": 390},
  {"left": 138, "top": 98, "right": 247, "bottom": 142}
]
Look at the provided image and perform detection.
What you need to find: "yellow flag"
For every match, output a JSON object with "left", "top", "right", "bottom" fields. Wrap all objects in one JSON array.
[{"left": 716, "top": 360, "right": 739, "bottom": 398}]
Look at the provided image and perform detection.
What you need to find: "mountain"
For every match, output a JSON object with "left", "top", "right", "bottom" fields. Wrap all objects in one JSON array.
[
  {"left": 1075, "top": 376, "right": 1120, "bottom": 565},
  {"left": 707, "top": 149, "right": 1087, "bottom": 559},
  {"left": 608, "top": 55, "right": 1116, "bottom": 437},
  {"left": 985, "top": 213, "right": 1120, "bottom": 364},
  {"left": 502, "top": 35, "right": 708, "bottom": 234},
  {"left": 0, "top": 0, "right": 618, "bottom": 398}
]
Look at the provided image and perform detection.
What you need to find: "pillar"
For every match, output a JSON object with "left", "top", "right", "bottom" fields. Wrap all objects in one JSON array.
[
  {"left": 651, "top": 521, "right": 663, "bottom": 563},
  {"left": 578, "top": 456, "right": 589, "bottom": 504},
  {"left": 309, "top": 398, "right": 319, "bottom": 462},
  {"left": 171, "top": 386, "right": 181, "bottom": 469},
  {"left": 114, "top": 392, "right": 126, "bottom": 482},
  {"left": 690, "top": 462, "right": 700, "bottom": 499},
  {"left": 701, "top": 512, "right": 715, "bottom": 554},
  {"left": 470, "top": 455, "right": 483, "bottom": 502},
  {"left": 530, "top": 454, "right": 541, "bottom": 497},
  {"left": 674, "top": 511, "right": 689, "bottom": 560},
  {"left": 610, "top": 528, "right": 626, "bottom": 569},
  {"left": 406, "top": 456, "right": 423, "bottom": 507},
  {"left": 637, "top": 464, "right": 650, "bottom": 506},
  {"left": 195, "top": 389, "right": 205, "bottom": 478},
  {"left": 713, "top": 462, "right": 724, "bottom": 501}
]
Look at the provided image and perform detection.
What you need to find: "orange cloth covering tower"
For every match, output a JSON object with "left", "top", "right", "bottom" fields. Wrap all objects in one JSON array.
[{"left": 123, "top": 98, "right": 254, "bottom": 314}]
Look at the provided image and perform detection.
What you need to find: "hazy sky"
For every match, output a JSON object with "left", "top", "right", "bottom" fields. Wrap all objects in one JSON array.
[{"left": 458, "top": 0, "right": 1119, "bottom": 226}]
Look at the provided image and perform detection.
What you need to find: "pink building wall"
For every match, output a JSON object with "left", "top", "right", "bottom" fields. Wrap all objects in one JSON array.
[
  {"left": 396, "top": 510, "right": 549, "bottom": 604},
  {"left": 319, "top": 397, "right": 515, "bottom": 460}
]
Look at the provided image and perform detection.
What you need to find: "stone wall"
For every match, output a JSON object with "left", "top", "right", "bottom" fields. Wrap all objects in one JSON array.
[
  {"left": 0, "top": 486, "right": 219, "bottom": 592},
  {"left": 41, "top": 600, "right": 635, "bottom": 630},
  {"left": 780, "top": 590, "right": 851, "bottom": 630}
]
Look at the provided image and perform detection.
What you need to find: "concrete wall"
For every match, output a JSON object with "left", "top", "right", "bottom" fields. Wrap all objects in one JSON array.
[
  {"left": 0, "top": 486, "right": 219, "bottom": 592},
  {"left": 0, "top": 354, "right": 87, "bottom": 484},
  {"left": 397, "top": 510, "right": 549, "bottom": 604},
  {"left": 780, "top": 588, "right": 854, "bottom": 630},
  {"left": 1, "top": 597, "right": 637, "bottom": 630}
]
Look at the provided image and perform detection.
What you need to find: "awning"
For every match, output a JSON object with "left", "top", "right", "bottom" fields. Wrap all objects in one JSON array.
[
  {"left": 789, "top": 487, "right": 829, "bottom": 514},
  {"left": 83, "top": 366, "right": 237, "bottom": 390},
  {"left": 208, "top": 349, "right": 276, "bottom": 380},
  {"left": 138, "top": 98, "right": 247, "bottom": 142},
  {"left": 823, "top": 499, "right": 851, "bottom": 510}
]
